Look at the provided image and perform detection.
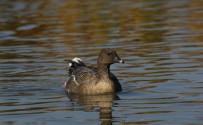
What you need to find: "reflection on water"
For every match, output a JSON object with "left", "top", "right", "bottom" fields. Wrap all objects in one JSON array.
[
  {"left": 67, "top": 93, "right": 120, "bottom": 125},
  {"left": 0, "top": 0, "right": 203, "bottom": 125}
]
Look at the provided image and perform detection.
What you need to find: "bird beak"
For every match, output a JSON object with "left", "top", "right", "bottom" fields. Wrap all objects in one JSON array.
[
  {"left": 115, "top": 56, "right": 125, "bottom": 63},
  {"left": 118, "top": 59, "right": 125, "bottom": 63}
]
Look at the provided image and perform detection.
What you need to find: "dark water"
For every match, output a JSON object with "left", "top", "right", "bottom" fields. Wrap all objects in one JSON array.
[{"left": 1, "top": 0, "right": 203, "bottom": 125}]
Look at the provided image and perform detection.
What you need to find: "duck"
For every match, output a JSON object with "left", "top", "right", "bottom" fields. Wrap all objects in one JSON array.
[{"left": 64, "top": 48, "right": 124, "bottom": 95}]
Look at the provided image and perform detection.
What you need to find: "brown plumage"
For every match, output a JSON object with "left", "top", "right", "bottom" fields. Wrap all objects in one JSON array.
[{"left": 64, "top": 48, "right": 124, "bottom": 95}]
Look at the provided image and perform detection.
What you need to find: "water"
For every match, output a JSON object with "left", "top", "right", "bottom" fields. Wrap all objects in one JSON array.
[{"left": 0, "top": 0, "right": 203, "bottom": 125}]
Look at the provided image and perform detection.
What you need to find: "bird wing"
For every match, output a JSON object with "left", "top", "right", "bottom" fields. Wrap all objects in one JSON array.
[{"left": 70, "top": 66, "right": 98, "bottom": 85}]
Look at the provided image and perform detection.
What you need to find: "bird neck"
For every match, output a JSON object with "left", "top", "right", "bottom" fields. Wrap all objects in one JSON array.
[{"left": 97, "top": 64, "right": 111, "bottom": 79}]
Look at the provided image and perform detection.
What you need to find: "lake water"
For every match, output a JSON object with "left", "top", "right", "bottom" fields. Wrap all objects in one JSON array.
[{"left": 0, "top": 0, "right": 203, "bottom": 125}]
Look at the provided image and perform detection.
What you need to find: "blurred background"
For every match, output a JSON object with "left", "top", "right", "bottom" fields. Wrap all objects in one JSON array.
[{"left": 0, "top": 0, "right": 203, "bottom": 125}]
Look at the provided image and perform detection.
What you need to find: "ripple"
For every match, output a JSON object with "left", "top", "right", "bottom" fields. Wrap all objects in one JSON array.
[
  {"left": 0, "top": 0, "right": 203, "bottom": 125},
  {"left": 17, "top": 24, "right": 38, "bottom": 31}
]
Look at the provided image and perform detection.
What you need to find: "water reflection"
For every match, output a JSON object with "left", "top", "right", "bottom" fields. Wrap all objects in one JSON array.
[
  {"left": 67, "top": 93, "right": 120, "bottom": 125},
  {"left": 0, "top": 0, "right": 203, "bottom": 125}
]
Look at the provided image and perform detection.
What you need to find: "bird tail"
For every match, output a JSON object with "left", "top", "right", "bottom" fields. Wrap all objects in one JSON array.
[{"left": 64, "top": 57, "right": 85, "bottom": 68}]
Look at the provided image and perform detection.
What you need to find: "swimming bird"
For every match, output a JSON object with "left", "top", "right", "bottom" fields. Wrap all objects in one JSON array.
[{"left": 64, "top": 48, "right": 124, "bottom": 95}]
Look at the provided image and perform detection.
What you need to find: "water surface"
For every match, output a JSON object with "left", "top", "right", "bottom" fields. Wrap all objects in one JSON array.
[{"left": 0, "top": 0, "right": 203, "bottom": 125}]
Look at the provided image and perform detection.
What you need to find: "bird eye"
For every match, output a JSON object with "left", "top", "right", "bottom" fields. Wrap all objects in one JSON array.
[{"left": 107, "top": 53, "right": 111, "bottom": 56}]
